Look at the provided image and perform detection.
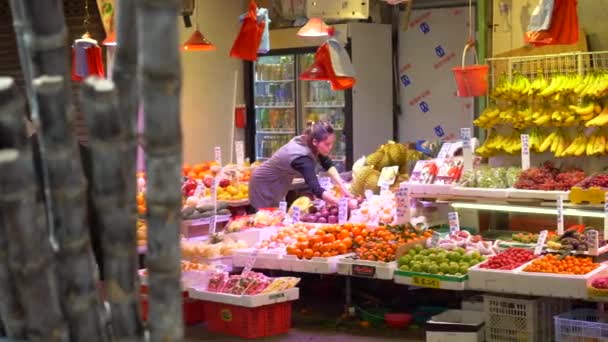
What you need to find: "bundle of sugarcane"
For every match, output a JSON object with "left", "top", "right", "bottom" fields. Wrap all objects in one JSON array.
[
  {"left": 0, "top": 78, "right": 68, "bottom": 341},
  {"left": 0, "top": 0, "right": 186, "bottom": 340}
]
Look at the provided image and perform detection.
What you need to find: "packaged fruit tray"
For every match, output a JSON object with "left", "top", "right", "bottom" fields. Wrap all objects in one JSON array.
[
  {"left": 587, "top": 269, "right": 608, "bottom": 301},
  {"left": 188, "top": 287, "right": 299, "bottom": 308},
  {"left": 336, "top": 257, "right": 397, "bottom": 280},
  {"left": 467, "top": 248, "right": 538, "bottom": 292},
  {"left": 394, "top": 270, "right": 468, "bottom": 290},
  {"left": 280, "top": 253, "right": 355, "bottom": 274}
]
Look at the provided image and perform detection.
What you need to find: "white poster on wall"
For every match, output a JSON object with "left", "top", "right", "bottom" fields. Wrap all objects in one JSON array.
[{"left": 398, "top": 7, "right": 476, "bottom": 143}]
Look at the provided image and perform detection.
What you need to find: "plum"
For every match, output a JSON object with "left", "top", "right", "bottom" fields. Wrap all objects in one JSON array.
[
  {"left": 317, "top": 217, "right": 328, "bottom": 224},
  {"left": 320, "top": 209, "right": 330, "bottom": 217},
  {"left": 327, "top": 215, "right": 338, "bottom": 224},
  {"left": 308, "top": 206, "right": 318, "bottom": 214},
  {"left": 330, "top": 208, "right": 339, "bottom": 216}
]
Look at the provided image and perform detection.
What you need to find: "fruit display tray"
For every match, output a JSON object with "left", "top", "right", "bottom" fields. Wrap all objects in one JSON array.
[
  {"left": 223, "top": 227, "right": 279, "bottom": 247},
  {"left": 232, "top": 248, "right": 283, "bottom": 270},
  {"left": 467, "top": 263, "right": 526, "bottom": 293},
  {"left": 507, "top": 189, "right": 570, "bottom": 201},
  {"left": 281, "top": 253, "right": 355, "bottom": 274},
  {"left": 514, "top": 263, "right": 607, "bottom": 299},
  {"left": 393, "top": 270, "right": 468, "bottom": 291},
  {"left": 406, "top": 183, "right": 454, "bottom": 197},
  {"left": 188, "top": 287, "right": 299, "bottom": 308},
  {"left": 451, "top": 187, "right": 509, "bottom": 199},
  {"left": 569, "top": 186, "right": 607, "bottom": 204},
  {"left": 336, "top": 257, "right": 397, "bottom": 280}
]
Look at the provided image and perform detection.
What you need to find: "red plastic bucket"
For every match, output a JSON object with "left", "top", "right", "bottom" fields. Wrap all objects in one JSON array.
[{"left": 452, "top": 42, "right": 488, "bottom": 97}]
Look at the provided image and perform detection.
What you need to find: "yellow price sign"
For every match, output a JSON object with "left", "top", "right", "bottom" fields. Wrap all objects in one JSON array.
[{"left": 411, "top": 275, "right": 441, "bottom": 289}]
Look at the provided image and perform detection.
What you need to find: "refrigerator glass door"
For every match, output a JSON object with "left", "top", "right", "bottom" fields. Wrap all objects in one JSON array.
[
  {"left": 298, "top": 53, "right": 347, "bottom": 171},
  {"left": 253, "top": 55, "right": 296, "bottom": 162}
]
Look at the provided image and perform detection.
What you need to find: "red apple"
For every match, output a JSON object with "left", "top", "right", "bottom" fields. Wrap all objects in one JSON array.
[{"left": 219, "top": 179, "right": 231, "bottom": 188}]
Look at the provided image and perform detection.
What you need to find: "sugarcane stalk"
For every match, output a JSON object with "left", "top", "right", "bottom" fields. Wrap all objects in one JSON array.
[
  {"left": 80, "top": 77, "right": 144, "bottom": 341},
  {"left": 136, "top": 0, "right": 184, "bottom": 340},
  {"left": 33, "top": 75, "right": 108, "bottom": 342},
  {"left": 107, "top": 1, "right": 145, "bottom": 339},
  {"left": 0, "top": 77, "right": 69, "bottom": 342},
  {"left": 0, "top": 209, "right": 26, "bottom": 340}
]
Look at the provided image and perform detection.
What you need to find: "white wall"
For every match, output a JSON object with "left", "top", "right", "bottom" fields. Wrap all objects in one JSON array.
[{"left": 180, "top": 0, "right": 246, "bottom": 164}]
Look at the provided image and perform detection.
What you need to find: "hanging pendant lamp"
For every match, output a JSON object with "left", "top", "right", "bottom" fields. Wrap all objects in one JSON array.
[
  {"left": 182, "top": 1, "right": 215, "bottom": 52},
  {"left": 102, "top": 30, "right": 116, "bottom": 46},
  {"left": 297, "top": 18, "right": 334, "bottom": 37}
]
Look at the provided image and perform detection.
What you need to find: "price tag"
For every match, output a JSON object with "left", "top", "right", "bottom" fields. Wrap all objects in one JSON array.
[
  {"left": 437, "top": 142, "right": 452, "bottom": 159},
  {"left": 235, "top": 141, "right": 245, "bottom": 167},
  {"left": 380, "top": 182, "right": 390, "bottom": 191},
  {"left": 378, "top": 166, "right": 399, "bottom": 187},
  {"left": 291, "top": 206, "right": 301, "bottom": 222},
  {"left": 586, "top": 229, "right": 599, "bottom": 255},
  {"left": 318, "top": 177, "right": 332, "bottom": 191},
  {"left": 448, "top": 212, "right": 460, "bottom": 235},
  {"left": 279, "top": 201, "right": 287, "bottom": 213},
  {"left": 557, "top": 195, "right": 564, "bottom": 235},
  {"left": 521, "top": 134, "right": 530, "bottom": 170},
  {"left": 214, "top": 146, "right": 222, "bottom": 166},
  {"left": 338, "top": 198, "right": 348, "bottom": 224},
  {"left": 534, "top": 230, "right": 548, "bottom": 255},
  {"left": 352, "top": 265, "right": 376, "bottom": 278},
  {"left": 460, "top": 128, "right": 472, "bottom": 171},
  {"left": 411, "top": 275, "right": 440, "bottom": 289},
  {"left": 209, "top": 215, "right": 217, "bottom": 235},
  {"left": 395, "top": 184, "right": 410, "bottom": 224},
  {"left": 604, "top": 192, "right": 608, "bottom": 241},
  {"left": 268, "top": 292, "right": 285, "bottom": 300},
  {"left": 241, "top": 249, "right": 259, "bottom": 275}
]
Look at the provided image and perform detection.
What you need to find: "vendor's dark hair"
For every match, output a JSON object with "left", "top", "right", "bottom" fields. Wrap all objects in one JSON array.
[{"left": 303, "top": 120, "right": 334, "bottom": 146}]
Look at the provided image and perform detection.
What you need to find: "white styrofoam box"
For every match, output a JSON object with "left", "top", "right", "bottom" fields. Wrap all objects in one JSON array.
[
  {"left": 514, "top": 264, "right": 607, "bottom": 299},
  {"left": 336, "top": 258, "right": 396, "bottom": 280},
  {"left": 232, "top": 248, "right": 283, "bottom": 270},
  {"left": 188, "top": 287, "right": 299, "bottom": 308},
  {"left": 467, "top": 263, "right": 522, "bottom": 293},
  {"left": 407, "top": 183, "right": 454, "bottom": 197},
  {"left": 451, "top": 187, "right": 509, "bottom": 199},
  {"left": 507, "top": 189, "right": 569, "bottom": 201},
  {"left": 281, "top": 253, "right": 354, "bottom": 274},
  {"left": 426, "top": 310, "right": 485, "bottom": 342},
  {"left": 223, "top": 227, "right": 279, "bottom": 247},
  {"left": 139, "top": 269, "right": 214, "bottom": 291}
]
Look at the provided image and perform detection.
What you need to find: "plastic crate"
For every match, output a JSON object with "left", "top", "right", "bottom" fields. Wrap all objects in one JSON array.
[
  {"left": 555, "top": 309, "right": 608, "bottom": 342},
  {"left": 484, "top": 294, "right": 570, "bottom": 342},
  {"left": 204, "top": 301, "right": 292, "bottom": 339}
]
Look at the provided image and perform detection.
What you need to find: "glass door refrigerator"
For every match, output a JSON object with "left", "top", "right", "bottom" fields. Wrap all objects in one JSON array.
[
  {"left": 245, "top": 51, "right": 352, "bottom": 172},
  {"left": 251, "top": 55, "right": 297, "bottom": 162}
]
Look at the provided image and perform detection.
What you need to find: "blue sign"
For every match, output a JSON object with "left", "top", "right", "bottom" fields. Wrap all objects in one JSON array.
[
  {"left": 434, "top": 125, "right": 444, "bottom": 137},
  {"left": 435, "top": 45, "right": 445, "bottom": 58},
  {"left": 419, "top": 101, "right": 429, "bottom": 113},
  {"left": 400, "top": 74, "right": 411, "bottom": 87},
  {"left": 420, "top": 22, "right": 430, "bottom": 34}
]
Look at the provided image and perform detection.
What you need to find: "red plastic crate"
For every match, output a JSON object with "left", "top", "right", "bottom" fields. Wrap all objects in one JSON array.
[
  {"left": 203, "top": 301, "right": 292, "bottom": 339},
  {"left": 140, "top": 294, "right": 205, "bottom": 325}
]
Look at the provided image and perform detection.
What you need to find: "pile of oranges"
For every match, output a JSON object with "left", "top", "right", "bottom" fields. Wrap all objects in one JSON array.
[
  {"left": 523, "top": 254, "right": 599, "bottom": 275},
  {"left": 356, "top": 225, "right": 434, "bottom": 262},
  {"left": 183, "top": 161, "right": 220, "bottom": 180},
  {"left": 286, "top": 223, "right": 367, "bottom": 259}
]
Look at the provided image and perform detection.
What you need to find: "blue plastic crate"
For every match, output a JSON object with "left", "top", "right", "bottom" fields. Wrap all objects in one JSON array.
[{"left": 555, "top": 309, "right": 608, "bottom": 342}]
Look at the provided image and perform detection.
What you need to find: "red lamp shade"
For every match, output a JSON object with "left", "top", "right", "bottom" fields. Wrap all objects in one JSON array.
[
  {"left": 103, "top": 30, "right": 116, "bottom": 46},
  {"left": 297, "top": 18, "right": 334, "bottom": 37},
  {"left": 183, "top": 30, "right": 216, "bottom": 51}
]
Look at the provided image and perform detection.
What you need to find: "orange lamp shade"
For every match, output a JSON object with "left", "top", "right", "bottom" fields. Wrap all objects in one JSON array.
[
  {"left": 297, "top": 18, "right": 334, "bottom": 37},
  {"left": 182, "top": 30, "right": 216, "bottom": 51},
  {"left": 103, "top": 30, "right": 116, "bottom": 46}
]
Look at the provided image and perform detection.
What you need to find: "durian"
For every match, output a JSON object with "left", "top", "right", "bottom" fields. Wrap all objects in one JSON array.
[{"left": 366, "top": 150, "right": 384, "bottom": 167}]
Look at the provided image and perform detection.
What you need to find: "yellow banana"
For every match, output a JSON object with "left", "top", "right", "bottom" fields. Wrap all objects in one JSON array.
[
  {"left": 539, "top": 131, "right": 557, "bottom": 152},
  {"left": 587, "top": 135, "right": 597, "bottom": 156},
  {"left": 569, "top": 103, "right": 595, "bottom": 116}
]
